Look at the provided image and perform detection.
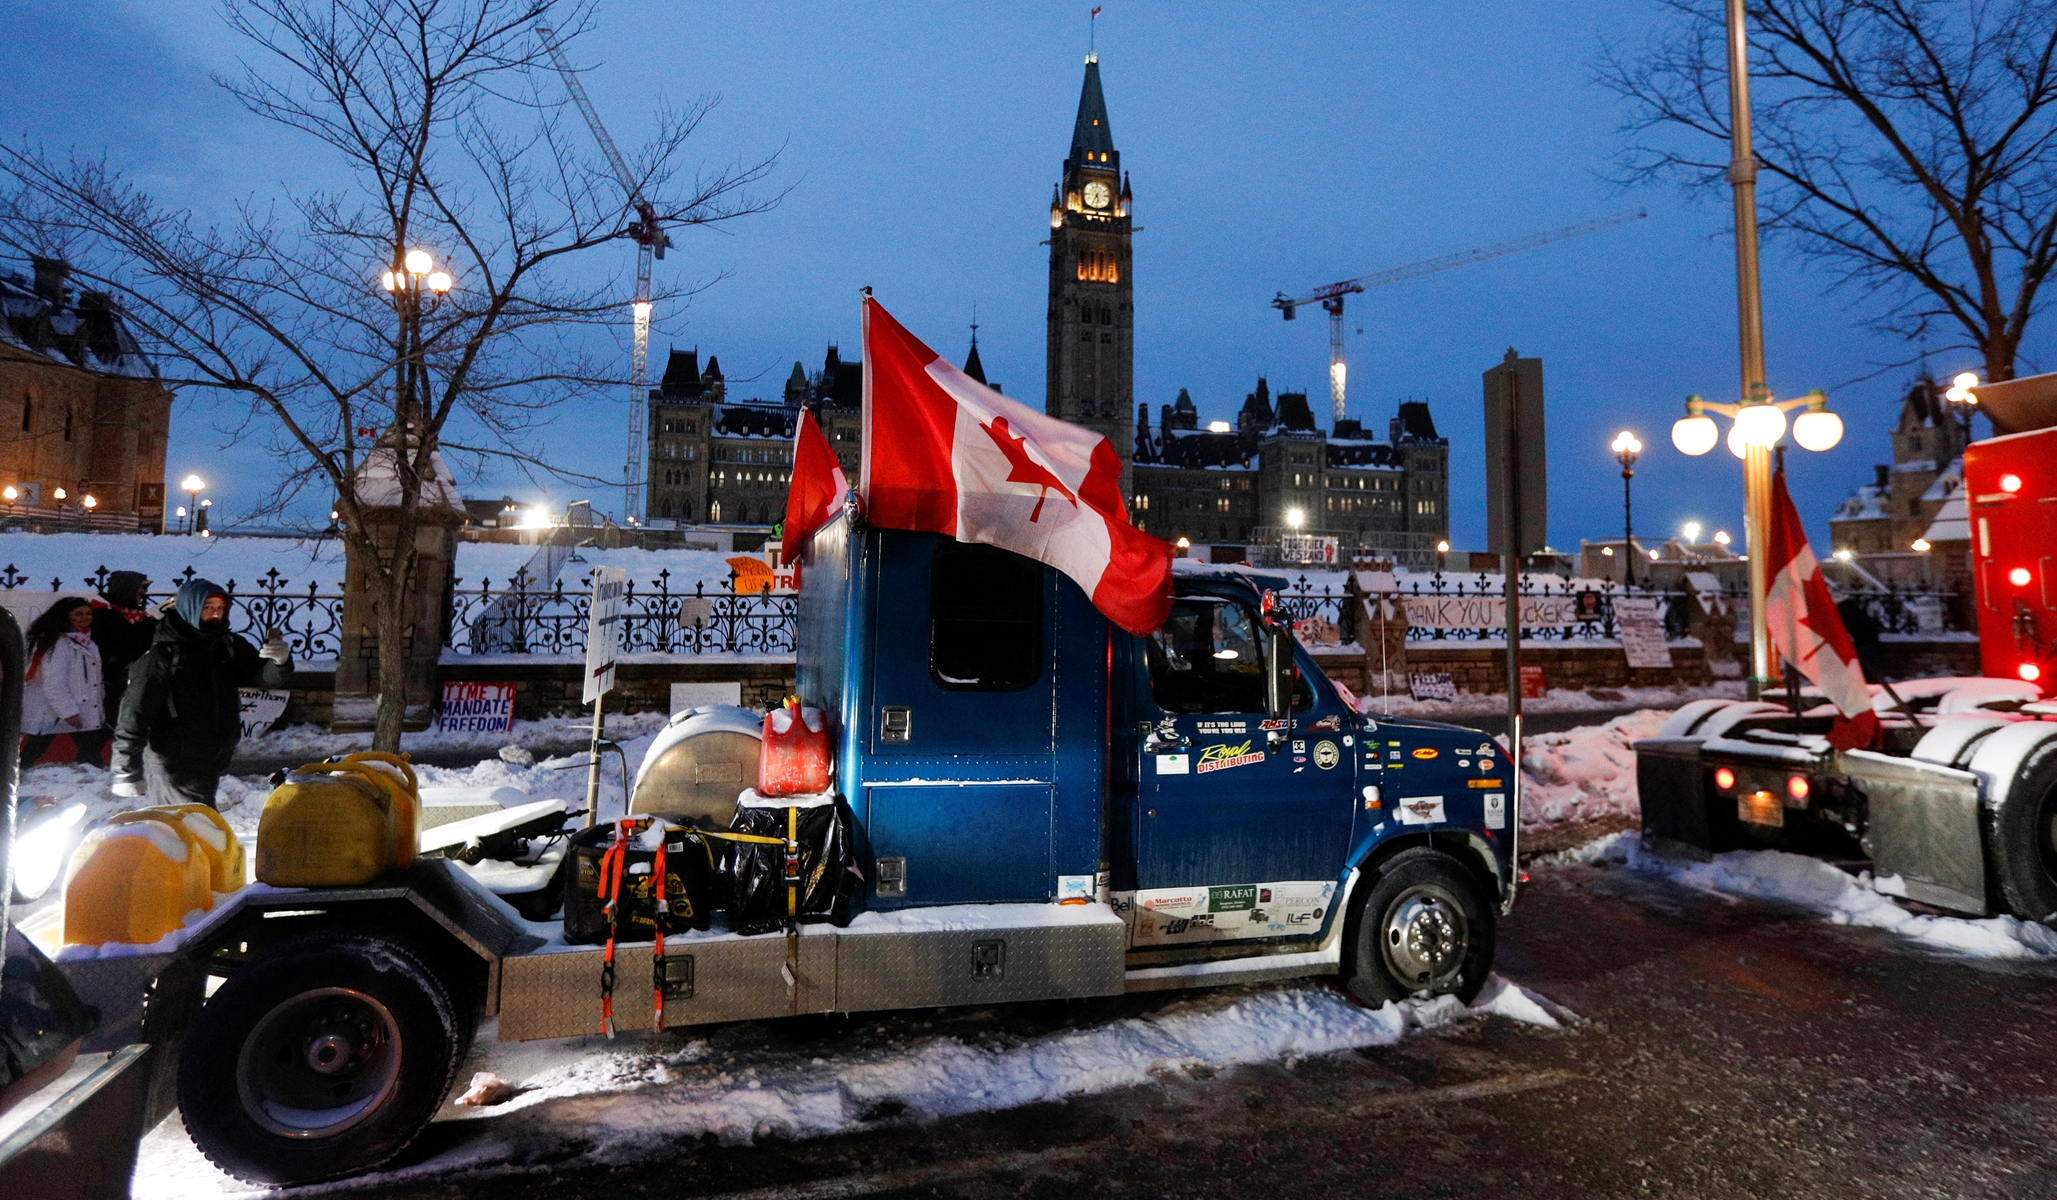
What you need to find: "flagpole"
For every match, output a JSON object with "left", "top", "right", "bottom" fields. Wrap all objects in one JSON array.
[{"left": 1725, "top": 0, "right": 1777, "bottom": 696}]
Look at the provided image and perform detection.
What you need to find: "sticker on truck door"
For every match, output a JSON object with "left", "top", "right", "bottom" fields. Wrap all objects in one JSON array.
[
  {"left": 1155, "top": 753, "right": 1190, "bottom": 774},
  {"left": 1396, "top": 795, "right": 1446, "bottom": 825},
  {"left": 1114, "top": 880, "right": 1337, "bottom": 945}
]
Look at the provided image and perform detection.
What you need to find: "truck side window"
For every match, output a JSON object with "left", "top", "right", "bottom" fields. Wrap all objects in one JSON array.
[
  {"left": 929, "top": 542, "right": 1043, "bottom": 690},
  {"left": 1145, "top": 598, "right": 1266, "bottom": 713}
]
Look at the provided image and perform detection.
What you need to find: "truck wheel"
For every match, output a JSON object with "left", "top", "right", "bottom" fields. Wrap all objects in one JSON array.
[
  {"left": 1976, "top": 730, "right": 2057, "bottom": 923},
  {"left": 177, "top": 931, "right": 469, "bottom": 1185},
  {"left": 1343, "top": 848, "right": 1494, "bottom": 1006}
]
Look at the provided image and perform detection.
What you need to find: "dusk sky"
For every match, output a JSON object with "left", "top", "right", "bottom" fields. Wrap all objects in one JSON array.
[{"left": 5, "top": 1, "right": 2042, "bottom": 555}]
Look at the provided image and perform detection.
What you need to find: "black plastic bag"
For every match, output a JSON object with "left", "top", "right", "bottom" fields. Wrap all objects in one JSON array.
[
  {"left": 563, "top": 818, "right": 718, "bottom": 945},
  {"left": 727, "top": 797, "right": 866, "bottom": 935},
  {"left": 2, "top": 928, "right": 98, "bottom": 1096}
]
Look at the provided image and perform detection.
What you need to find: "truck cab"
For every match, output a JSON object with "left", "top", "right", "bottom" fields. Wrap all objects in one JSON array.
[{"left": 804, "top": 516, "right": 1513, "bottom": 993}]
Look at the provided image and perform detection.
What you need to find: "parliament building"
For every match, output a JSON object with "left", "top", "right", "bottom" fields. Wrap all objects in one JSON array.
[{"left": 644, "top": 54, "right": 1450, "bottom": 566}]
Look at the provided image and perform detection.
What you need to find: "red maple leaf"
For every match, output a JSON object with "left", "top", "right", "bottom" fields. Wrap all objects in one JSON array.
[{"left": 980, "top": 416, "right": 1077, "bottom": 521}]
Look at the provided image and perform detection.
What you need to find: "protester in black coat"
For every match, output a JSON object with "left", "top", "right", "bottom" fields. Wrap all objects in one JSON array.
[
  {"left": 90, "top": 569, "right": 157, "bottom": 720},
  {"left": 111, "top": 579, "right": 292, "bottom": 808}
]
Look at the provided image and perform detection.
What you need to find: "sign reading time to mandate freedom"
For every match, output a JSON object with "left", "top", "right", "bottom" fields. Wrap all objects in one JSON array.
[{"left": 438, "top": 682, "right": 515, "bottom": 735}]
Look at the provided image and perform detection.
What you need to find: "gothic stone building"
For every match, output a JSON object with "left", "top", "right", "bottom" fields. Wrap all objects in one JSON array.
[
  {"left": 0, "top": 258, "right": 171, "bottom": 532},
  {"left": 1131, "top": 380, "right": 1449, "bottom": 566}
]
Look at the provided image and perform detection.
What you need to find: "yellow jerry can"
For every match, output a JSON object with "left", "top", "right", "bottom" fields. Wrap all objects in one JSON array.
[
  {"left": 141, "top": 804, "right": 246, "bottom": 892},
  {"left": 255, "top": 762, "right": 400, "bottom": 887},
  {"left": 339, "top": 751, "right": 420, "bottom": 869},
  {"left": 62, "top": 812, "right": 214, "bottom": 947}
]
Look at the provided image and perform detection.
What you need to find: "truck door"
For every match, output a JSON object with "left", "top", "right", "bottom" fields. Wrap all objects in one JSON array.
[
  {"left": 1133, "top": 594, "right": 1356, "bottom": 935},
  {"left": 861, "top": 536, "right": 1055, "bottom": 906}
]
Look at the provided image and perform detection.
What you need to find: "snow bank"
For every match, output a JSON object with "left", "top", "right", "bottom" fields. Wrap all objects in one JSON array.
[
  {"left": 1505, "top": 709, "right": 1671, "bottom": 831},
  {"left": 1568, "top": 832, "right": 2057, "bottom": 960},
  {"left": 133, "top": 976, "right": 1565, "bottom": 1196}
]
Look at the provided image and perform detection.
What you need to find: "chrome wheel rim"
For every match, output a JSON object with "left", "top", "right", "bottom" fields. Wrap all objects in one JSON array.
[
  {"left": 235, "top": 987, "right": 402, "bottom": 1139},
  {"left": 1380, "top": 884, "right": 1469, "bottom": 993}
]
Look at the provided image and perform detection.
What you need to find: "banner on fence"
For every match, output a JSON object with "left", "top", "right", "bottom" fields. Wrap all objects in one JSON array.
[
  {"left": 1409, "top": 672, "right": 1458, "bottom": 702},
  {"left": 1614, "top": 596, "right": 1673, "bottom": 669},
  {"left": 584, "top": 565, "right": 627, "bottom": 703},
  {"left": 1401, "top": 593, "right": 1580, "bottom": 630},
  {"left": 1280, "top": 533, "right": 1340, "bottom": 566},
  {"left": 237, "top": 688, "right": 289, "bottom": 740},
  {"left": 438, "top": 682, "right": 515, "bottom": 734}
]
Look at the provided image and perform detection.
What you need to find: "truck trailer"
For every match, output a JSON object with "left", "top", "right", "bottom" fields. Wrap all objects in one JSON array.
[
  {"left": 1637, "top": 372, "right": 2057, "bottom": 921},
  {"left": 40, "top": 515, "right": 1520, "bottom": 1185}
]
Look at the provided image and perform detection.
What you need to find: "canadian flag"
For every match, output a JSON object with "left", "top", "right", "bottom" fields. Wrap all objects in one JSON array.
[
  {"left": 860, "top": 297, "right": 1172, "bottom": 634},
  {"left": 1765, "top": 470, "right": 1879, "bottom": 750},
  {"left": 781, "top": 407, "right": 848, "bottom": 570}
]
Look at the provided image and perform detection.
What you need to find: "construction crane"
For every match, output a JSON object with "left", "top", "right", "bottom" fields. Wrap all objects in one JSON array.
[
  {"left": 1274, "top": 209, "right": 1647, "bottom": 425},
  {"left": 539, "top": 26, "right": 671, "bottom": 526}
]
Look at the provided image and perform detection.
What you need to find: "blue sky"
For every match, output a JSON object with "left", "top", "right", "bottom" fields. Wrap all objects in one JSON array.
[{"left": 4, "top": 1, "right": 2035, "bottom": 552}]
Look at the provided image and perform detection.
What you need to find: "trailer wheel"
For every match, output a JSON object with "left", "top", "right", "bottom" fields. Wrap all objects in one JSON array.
[
  {"left": 177, "top": 931, "right": 470, "bottom": 1185},
  {"left": 1343, "top": 848, "right": 1494, "bottom": 1005},
  {"left": 1977, "top": 732, "right": 2057, "bottom": 923}
]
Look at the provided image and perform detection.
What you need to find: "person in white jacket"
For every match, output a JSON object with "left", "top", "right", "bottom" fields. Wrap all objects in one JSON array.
[{"left": 22, "top": 597, "right": 107, "bottom": 766}]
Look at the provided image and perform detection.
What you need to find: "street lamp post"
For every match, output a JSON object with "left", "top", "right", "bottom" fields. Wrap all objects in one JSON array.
[
  {"left": 1611, "top": 431, "right": 1642, "bottom": 588},
  {"left": 180, "top": 474, "right": 205, "bottom": 535},
  {"left": 381, "top": 248, "right": 454, "bottom": 446}
]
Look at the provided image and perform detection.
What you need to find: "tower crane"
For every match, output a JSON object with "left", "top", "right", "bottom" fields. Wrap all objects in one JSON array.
[
  {"left": 539, "top": 26, "right": 671, "bottom": 526},
  {"left": 1274, "top": 209, "right": 1647, "bottom": 425}
]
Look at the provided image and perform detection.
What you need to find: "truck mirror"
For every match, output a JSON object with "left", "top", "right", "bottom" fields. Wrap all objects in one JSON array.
[{"left": 1265, "top": 626, "right": 1293, "bottom": 723}]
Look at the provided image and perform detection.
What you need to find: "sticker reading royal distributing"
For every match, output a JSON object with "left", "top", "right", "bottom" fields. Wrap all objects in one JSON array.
[
  {"left": 1397, "top": 795, "right": 1447, "bottom": 825},
  {"left": 1117, "top": 881, "right": 1338, "bottom": 945},
  {"left": 1312, "top": 741, "right": 1340, "bottom": 770},
  {"left": 1197, "top": 740, "right": 1265, "bottom": 774}
]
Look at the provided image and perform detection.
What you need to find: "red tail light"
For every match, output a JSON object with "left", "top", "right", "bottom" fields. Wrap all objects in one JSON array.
[
  {"left": 1713, "top": 766, "right": 1736, "bottom": 790},
  {"left": 1787, "top": 775, "right": 1810, "bottom": 801}
]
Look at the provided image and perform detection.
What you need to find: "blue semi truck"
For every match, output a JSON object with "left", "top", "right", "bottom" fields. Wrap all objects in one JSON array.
[{"left": 46, "top": 516, "right": 1518, "bottom": 1185}]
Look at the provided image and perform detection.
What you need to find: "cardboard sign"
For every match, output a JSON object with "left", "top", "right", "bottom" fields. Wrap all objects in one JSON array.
[
  {"left": 1409, "top": 672, "right": 1459, "bottom": 702},
  {"left": 237, "top": 688, "right": 289, "bottom": 740},
  {"left": 1520, "top": 663, "right": 1547, "bottom": 699},
  {"left": 1401, "top": 593, "right": 1580, "bottom": 630},
  {"left": 1615, "top": 596, "right": 1674, "bottom": 669},
  {"left": 583, "top": 565, "right": 627, "bottom": 703},
  {"left": 438, "top": 681, "right": 515, "bottom": 734}
]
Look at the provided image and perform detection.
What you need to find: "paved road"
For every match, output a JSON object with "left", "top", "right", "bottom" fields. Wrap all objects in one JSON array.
[{"left": 357, "top": 854, "right": 2057, "bottom": 1200}]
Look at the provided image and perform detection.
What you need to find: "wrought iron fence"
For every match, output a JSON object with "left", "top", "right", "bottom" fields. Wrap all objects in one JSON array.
[
  {"left": 0, "top": 558, "right": 1960, "bottom": 661},
  {"left": 451, "top": 567, "right": 796, "bottom": 657}
]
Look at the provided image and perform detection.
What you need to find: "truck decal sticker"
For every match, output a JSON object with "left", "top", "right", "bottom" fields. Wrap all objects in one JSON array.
[
  {"left": 1467, "top": 778, "right": 1504, "bottom": 788},
  {"left": 1116, "top": 881, "right": 1338, "bottom": 945},
  {"left": 1155, "top": 753, "right": 1190, "bottom": 775},
  {"left": 1411, "top": 747, "right": 1440, "bottom": 760},
  {"left": 1306, "top": 714, "right": 1343, "bottom": 731},
  {"left": 1397, "top": 795, "right": 1446, "bottom": 824},
  {"left": 1260, "top": 718, "right": 1289, "bottom": 731},
  {"left": 1196, "top": 741, "right": 1265, "bottom": 773},
  {"left": 1195, "top": 720, "right": 1249, "bottom": 735},
  {"left": 1484, "top": 793, "right": 1507, "bottom": 829},
  {"left": 1313, "top": 741, "right": 1341, "bottom": 770}
]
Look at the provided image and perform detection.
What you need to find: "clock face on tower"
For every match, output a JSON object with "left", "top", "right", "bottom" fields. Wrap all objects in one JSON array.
[{"left": 1083, "top": 180, "right": 1111, "bottom": 210}]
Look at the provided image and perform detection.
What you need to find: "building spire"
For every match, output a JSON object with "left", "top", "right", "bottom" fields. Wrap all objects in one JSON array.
[{"left": 1071, "top": 56, "right": 1114, "bottom": 162}]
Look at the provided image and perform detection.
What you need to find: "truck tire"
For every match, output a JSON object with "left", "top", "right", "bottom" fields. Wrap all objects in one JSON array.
[
  {"left": 1343, "top": 848, "right": 1494, "bottom": 1006},
  {"left": 177, "top": 931, "right": 470, "bottom": 1185},
  {"left": 1972, "top": 727, "right": 2057, "bottom": 923}
]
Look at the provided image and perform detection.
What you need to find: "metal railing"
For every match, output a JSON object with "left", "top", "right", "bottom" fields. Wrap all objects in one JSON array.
[{"left": 451, "top": 567, "right": 795, "bottom": 656}]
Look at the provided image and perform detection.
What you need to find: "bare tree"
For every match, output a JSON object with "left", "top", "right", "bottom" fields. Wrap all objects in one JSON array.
[
  {"left": 1600, "top": 0, "right": 2057, "bottom": 382},
  {"left": 1, "top": 0, "right": 778, "bottom": 748}
]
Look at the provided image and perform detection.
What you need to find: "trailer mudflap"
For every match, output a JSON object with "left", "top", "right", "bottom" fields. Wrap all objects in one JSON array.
[
  {"left": 496, "top": 903, "right": 1126, "bottom": 1040},
  {"left": 1839, "top": 749, "right": 1989, "bottom": 916},
  {"left": 1634, "top": 737, "right": 1718, "bottom": 859}
]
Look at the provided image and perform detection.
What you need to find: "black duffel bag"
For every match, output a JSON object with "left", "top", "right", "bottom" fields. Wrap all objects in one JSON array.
[
  {"left": 728, "top": 794, "right": 867, "bottom": 935},
  {"left": 564, "top": 817, "right": 718, "bottom": 945}
]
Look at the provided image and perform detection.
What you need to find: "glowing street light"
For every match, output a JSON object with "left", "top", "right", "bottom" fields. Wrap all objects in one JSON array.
[
  {"left": 1612, "top": 430, "right": 1643, "bottom": 587},
  {"left": 1683, "top": 521, "right": 1703, "bottom": 544},
  {"left": 181, "top": 474, "right": 205, "bottom": 534},
  {"left": 1286, "top": 507, "right": 1305, "bottom": 529}
]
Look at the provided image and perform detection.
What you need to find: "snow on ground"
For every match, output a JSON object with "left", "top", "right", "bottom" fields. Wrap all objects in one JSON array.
[
  {"left": 0, "top": 532, "right": 344, "bottom": 593},
  {"left": 1553, "top": 832, "right": 2057, "bottom": 961},
  {"left": 1360, "top": 680, "right": 1746, "bottom": 721},
  {"left": 1505, "top": 709, "right": 1672, "bottom": 832},
  {"left": 133, "top": 975, "right": 1568, "bottom": 1198}
]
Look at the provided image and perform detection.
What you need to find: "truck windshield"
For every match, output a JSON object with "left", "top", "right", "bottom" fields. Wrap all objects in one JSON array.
[{"left": 1146, "top": 597, "right": 1266, "bottom": 713}]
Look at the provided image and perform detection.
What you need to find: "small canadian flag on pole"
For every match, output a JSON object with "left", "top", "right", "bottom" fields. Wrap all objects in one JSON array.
[
  {"left": 780, "top": 406, "right": 847, "bottom": 576},
  {"left": 859, "top": 296, "right": 1172, "bottom": 634},
  {"left": 1765, "top": 469, "right": 1879, "bottom": 750}
]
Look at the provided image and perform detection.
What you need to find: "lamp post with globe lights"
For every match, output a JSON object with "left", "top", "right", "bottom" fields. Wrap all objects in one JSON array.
[
  {"left": 1671, "top": 387, "right": 1843, "bottom": 691},
  {"left": 1611, "top": 430, "right": 1642, "bottom": 588},
  {"left": 180, "top": 474, "right": 204, "bottom": 534},
  {"left": 380, "top": 248, "right": 455, "bottom": 453}
]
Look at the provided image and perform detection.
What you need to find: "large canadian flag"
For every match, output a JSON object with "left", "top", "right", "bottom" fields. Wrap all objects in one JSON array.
[
  {"left": 1766, "top": 470, "right": 1879, "bottom": 750},
  {"left": 860, "top": 297, "right": 1172, "bottom": 635}
]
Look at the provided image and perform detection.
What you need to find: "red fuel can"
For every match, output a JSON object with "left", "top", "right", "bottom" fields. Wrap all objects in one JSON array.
[{"left": 758, "top": 696, "right": 831, "bottom": 797}]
